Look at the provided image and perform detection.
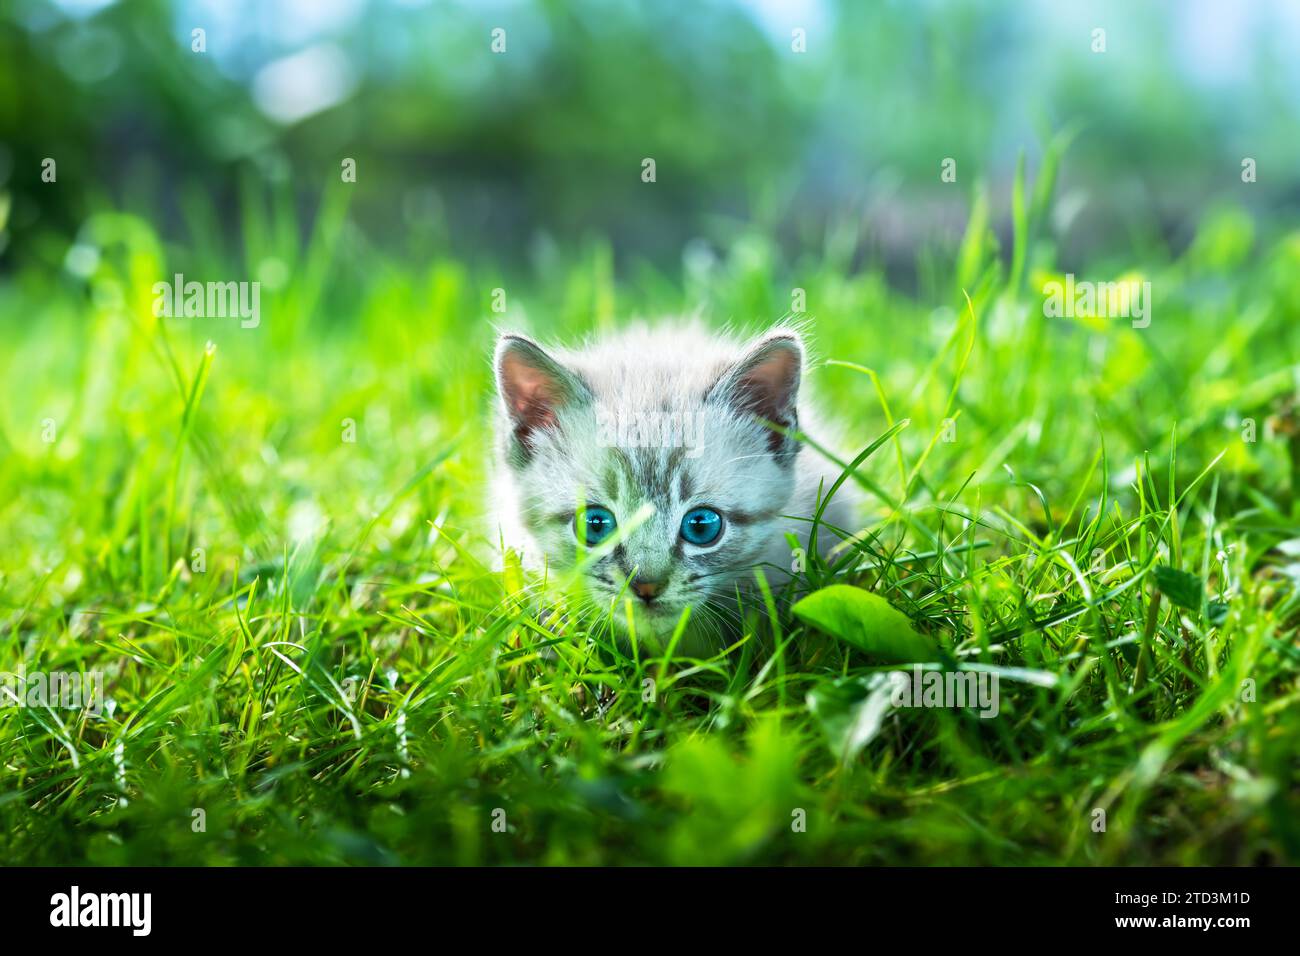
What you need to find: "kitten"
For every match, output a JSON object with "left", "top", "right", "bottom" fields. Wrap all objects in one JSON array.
[{"left": 489, "top": 323, "right": 858, "bottom": 653}]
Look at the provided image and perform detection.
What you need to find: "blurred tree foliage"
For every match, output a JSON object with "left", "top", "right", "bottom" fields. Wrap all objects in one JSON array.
[{"left": 1, "top": 0, "right": 1298, "bottom": 278}]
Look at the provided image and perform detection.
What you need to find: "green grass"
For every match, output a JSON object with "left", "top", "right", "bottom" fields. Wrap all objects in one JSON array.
[{"left": 2, "top": 170, "right": 1299, "bottom": 866}]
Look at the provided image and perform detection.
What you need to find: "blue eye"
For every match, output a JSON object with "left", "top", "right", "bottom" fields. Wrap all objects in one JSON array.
[
  {"left": 680, "top": 507, "right": 723, "bottom": 546},
  {"left": 577, "top": 505, "right": 617, "bottom": 546}
]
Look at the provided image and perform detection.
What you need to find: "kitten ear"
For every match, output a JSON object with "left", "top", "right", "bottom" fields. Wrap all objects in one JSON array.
[
  {"left": 708, "top": 330, "right": 803, "bottom": 459},
  {"left": 495, "top": 333, "right": 589, "bottom": 460}
]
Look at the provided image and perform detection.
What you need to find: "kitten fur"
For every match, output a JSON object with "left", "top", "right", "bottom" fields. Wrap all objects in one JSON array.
[{"left": 489, "top": 323, "right": 859, "bottom": 652}]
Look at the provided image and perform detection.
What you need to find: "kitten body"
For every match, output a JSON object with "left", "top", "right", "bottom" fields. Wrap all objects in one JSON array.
[{"left": 490, "top": 323, "right": 858, "bottom": 653}]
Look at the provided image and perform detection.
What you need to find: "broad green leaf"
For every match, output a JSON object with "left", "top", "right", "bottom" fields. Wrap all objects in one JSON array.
[
  {"left": 792, "top": 585, "right": 934, "bottom": 662},
  {"left": 1153, "top": 565, "right": 1203, "bottom": 611}
]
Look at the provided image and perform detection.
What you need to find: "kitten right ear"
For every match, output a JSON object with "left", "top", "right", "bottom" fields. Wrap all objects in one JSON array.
[
  {"left": 706, "top": 329, "right": 804, "bottom": 461},
  {"left": 495, "top": 333, "right": 589, "bottom": 459}
]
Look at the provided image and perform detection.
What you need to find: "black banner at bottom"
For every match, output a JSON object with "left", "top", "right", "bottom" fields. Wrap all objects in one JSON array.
[{"left": 0, "top": 866, "right": 1280, "bottom": 941}]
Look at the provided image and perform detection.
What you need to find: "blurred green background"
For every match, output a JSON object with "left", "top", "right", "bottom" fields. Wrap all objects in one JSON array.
[{"left": 3, "top": 0, "right": 1300, "bottom": 280}]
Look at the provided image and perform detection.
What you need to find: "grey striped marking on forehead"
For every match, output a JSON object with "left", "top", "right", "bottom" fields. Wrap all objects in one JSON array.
[{"left": 603, "top": 445, "right": 688, "bottom": 502}]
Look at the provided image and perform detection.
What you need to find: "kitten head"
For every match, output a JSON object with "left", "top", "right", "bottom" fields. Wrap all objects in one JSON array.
[{"left": 492, "top": 324, "right": 805, "bottom": 642}]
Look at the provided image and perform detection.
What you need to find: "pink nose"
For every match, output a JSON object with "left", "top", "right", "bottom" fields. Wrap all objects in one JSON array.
[{"left": 631, "top": 579, "right": 665, "bottom": 603}]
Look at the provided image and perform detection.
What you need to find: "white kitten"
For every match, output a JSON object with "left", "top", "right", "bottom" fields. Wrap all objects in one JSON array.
[{"left": 489, "top": 323, "right": 859, "bottom": 652}]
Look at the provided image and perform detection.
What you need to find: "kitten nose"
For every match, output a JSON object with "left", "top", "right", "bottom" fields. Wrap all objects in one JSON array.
[{"left": 630, "top": 578, "right": 665, "bottom": 603}]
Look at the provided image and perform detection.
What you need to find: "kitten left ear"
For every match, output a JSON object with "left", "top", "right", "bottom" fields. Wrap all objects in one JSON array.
[
  {"left": 495, "top": 333, "right": 589, "bottom": 462},
  {"left": 708, "top": 330, "right": 803, "bottom": 459}
]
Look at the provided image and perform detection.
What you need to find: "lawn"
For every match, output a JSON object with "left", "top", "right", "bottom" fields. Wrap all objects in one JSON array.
[{"left": 1, "top": 159, "right": 1298, "bottom": 866}]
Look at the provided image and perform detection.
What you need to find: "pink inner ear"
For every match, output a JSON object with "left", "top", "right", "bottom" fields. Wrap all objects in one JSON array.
[
  {"left": 502, "top": 352, "right": 560, "bottom": 430},
  {"left": 729, "top": 342, "right": 800, "bottom": 454},
  {"left": 737, "top": 344, "right": 799, "bottom": 416},
  {"left": 741, "top": 349, "right": 797, "bottom": 398}
]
